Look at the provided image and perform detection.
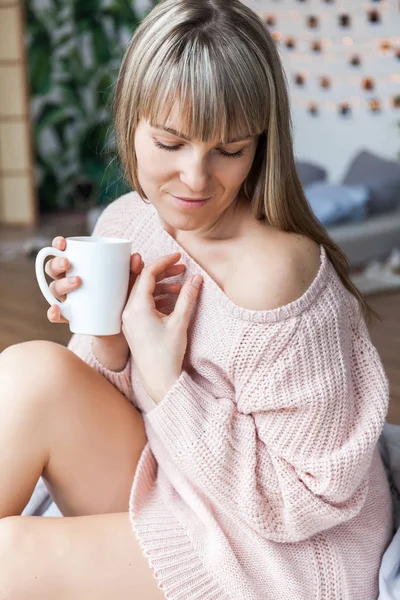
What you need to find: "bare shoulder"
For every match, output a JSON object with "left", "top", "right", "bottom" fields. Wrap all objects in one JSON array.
[{"left": 228, "top": 227, "right": 322, "bottom": 311}]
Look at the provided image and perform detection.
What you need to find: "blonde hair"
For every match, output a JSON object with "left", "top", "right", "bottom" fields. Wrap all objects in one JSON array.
[{"left": 114, "top": 0, "right": 379, "bottom": 325}]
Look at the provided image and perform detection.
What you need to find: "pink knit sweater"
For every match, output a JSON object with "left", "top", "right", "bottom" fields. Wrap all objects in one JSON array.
[{"left": 67, "top": 192, "right": 393, "bottom": 599}]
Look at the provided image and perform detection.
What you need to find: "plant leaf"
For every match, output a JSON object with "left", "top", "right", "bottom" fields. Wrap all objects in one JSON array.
[
  {"left": 28, "top": 45, "right": 52, "bottom": 95},
  {"left": 92, "top": 25, "right": 111, "bottom": 63}
]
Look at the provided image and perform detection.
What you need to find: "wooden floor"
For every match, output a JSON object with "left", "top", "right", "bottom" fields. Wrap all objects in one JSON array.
[
  {"left": 1, "top": 211, "right": 399, "bottom": 424},
  {"left": 0, "top": 211, "right": 88, "bottom": 351}
]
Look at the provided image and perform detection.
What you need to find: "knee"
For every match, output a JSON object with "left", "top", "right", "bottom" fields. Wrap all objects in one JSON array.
[
  {"left": 1, "top": 339, "right": 72, "bottom": 369},
  {"left": 1, "top": 340, "right": 64, "bottom": 364},
  {"left": 0, "top": 341, "right": 73, "bottom": 406}
]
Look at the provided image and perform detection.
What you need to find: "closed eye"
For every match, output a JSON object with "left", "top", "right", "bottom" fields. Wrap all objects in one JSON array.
[{"left": 153, "top": 140, "right": 245, "bottom": 160}]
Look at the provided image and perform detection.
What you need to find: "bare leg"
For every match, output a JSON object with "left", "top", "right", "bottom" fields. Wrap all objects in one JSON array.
[
  {"left": 0, "top": 513, "right": 166, "bottom": 600},
  {"left": 0, "top": 340, "right": 147, "bottom": 518},
  {"left": 0, "top": 341, "right": 165, "bottom": 599}
]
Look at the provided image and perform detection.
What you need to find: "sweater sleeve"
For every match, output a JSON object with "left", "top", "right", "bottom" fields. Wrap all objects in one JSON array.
[
  {"left": 143, "top": 307, "right": 389, "bottom": 543},
  {"left": 65, "top": 196, "right": 134, "bottom": 402},
  {"left": 67, "top": 334, "right": 134, "bottom": 402}
]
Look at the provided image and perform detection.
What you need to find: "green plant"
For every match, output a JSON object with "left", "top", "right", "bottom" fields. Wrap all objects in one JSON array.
[{"left": 26, "top": 0, "right": 157, "bottom": 212}]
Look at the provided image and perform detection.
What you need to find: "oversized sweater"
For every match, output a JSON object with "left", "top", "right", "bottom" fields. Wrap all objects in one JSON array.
[{"left": 67, "top": 192, "right": 393, "bottom": 600}]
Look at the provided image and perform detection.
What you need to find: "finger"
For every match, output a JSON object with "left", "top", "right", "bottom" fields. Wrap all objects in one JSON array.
[
  {"left": 129, "top": 256, "right": 184, "bottom": 297},
  {"left": 128, "top": 255, "right": 185, "bottom": 281},
  {"left": 130, "top": 253, "right": 144, "bottom": 275},
  {"left": 45, "top": 255, "right": 70, "bottom": 280},
  {"left": 47, "top": 304, "right": 69, "bottom": 324},
  {"left": 170, "top": 274, "right": 203, "bottom": 327},
  {"left": 49, "top": 276, "right": 81, "bottom": 302},
  {"left": 153, "top": 282, "right": 183, "bottom": 296},
  {"left": 52, "top": 236, "right": 66, "bottom": 251},
  {"left": 127, "top": 254, "right": 144, "bottom": 298},
  {"left": 155, "top": 263, "right": 186, "bottom": 283},
  {"left": 134, "top": 253, "right": 182, "bottom": 307},
  {"left": 45, "top": 237, "right": 68, "bottom": 279}
]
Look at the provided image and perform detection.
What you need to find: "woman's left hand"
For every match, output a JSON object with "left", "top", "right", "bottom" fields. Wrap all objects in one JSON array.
[{"left": 121, "top": 252, "right": 203, "bottom": 405}]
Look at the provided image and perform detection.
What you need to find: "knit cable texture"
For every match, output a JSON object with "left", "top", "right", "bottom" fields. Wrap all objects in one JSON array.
[{"left": 67, "top": 192, "right": 393, "bottom": 599}]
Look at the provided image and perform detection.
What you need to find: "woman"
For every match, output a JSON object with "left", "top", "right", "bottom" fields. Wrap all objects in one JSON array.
[{"left": 0, "top": 0, "right": 393, "bottom": 598}]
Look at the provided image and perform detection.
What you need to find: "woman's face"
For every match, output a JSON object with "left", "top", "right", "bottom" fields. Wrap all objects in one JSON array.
[{"left": 133, "top": 107, "right": 260, "bottom": 240}]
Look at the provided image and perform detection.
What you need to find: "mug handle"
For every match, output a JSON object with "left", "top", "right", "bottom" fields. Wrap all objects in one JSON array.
[{"left": 35, "top": 247, "right": 72, "bottom": 322}]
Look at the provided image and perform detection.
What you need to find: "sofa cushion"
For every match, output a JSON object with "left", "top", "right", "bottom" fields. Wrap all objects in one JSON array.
[
  {"left": 296, "top": 161, "right": 328, "bottom": 187},
  {"left": 342, "top": 150, "right": 400, "bottom": 215},
  {"left": 304, "top": 182, "right": 369, "bottom": 226}
]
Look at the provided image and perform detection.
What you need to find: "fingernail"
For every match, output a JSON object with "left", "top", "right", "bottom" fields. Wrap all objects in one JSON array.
[
  {"left": 68, "top": 276, "right": 78, "bottom": 284},
  {"left": 50, "top": 306, "right": 56, "bottom": 314},
  {"left": 192, "top": 275, "right": 203, "bottom": 289}
]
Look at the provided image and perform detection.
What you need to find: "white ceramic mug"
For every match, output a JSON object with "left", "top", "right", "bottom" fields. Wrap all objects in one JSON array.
[{"left": 35, "top": 236, "right": 133, "bottom": 336}]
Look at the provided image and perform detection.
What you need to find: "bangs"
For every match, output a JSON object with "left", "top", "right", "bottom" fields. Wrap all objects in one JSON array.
[{"left": 138, "top": 34, "right": 267, "bottom": 145}]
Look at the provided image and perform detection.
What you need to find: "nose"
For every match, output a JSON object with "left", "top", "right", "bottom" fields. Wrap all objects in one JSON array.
[{"left": 179, "top": 153, "right": 212, "bottom": 194}]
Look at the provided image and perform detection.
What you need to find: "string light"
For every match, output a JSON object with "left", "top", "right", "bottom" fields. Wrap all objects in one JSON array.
[
  {"left": 285, "top": 36, "right": 297, "bottom": 49},
  {"left": 319, "top": 76, "right": 332, "bottom": 89},
  {"left": 367, "top": 9, "right": 382, "bottom": 24},
  {"left": 259, "top": 8, "right": 390, "bottom": 29},
  {"left": 308, "top": 102, "right": 319, "bottom": 116},
  {"left": 290, "top": 70, "right": 399, "bottom": 87},
  {"left": 307, "top": 15, "right": 319, "bottom": 29},
  {"left": 362, "top": 77, "right": 375, "bottom": 91},
  {"left": 258, "top": 2, "right": 399, "bottom": 117},
  {"left": 292, "top": 95, "right": 400, "bottom": 117},
  {"left": 338, "top": 102, "right": 352, "bottom": 117},
  {"left": 338, "top": 14, "right": 351, "bottom": 28},
  {"left": 369, "top": 98, "right": 382, "bottom": 112},
  {"left": 311, "top": 40, "right": 323, "bottom": 52},
  {"left": 349, "top": 54, "right": 362, "bottom": 67}
]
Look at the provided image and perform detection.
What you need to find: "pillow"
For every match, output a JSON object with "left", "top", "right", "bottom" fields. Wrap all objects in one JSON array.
[
  {"left": 304, "top": 182, "right": 370, "bottom": 226},
  {"left": 342, "top": 150, "right": 400, "bottom": 215},
  {"left": 296, "top": 161, "right": 328, "bottom": 187}
]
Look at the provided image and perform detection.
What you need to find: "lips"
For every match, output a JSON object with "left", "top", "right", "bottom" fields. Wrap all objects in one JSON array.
[
  {"left": 174, "top": 196, "right": 211, "bottom": 202},
  {"left": 172, "top": 195, "right": 211, "bottom": 209}
]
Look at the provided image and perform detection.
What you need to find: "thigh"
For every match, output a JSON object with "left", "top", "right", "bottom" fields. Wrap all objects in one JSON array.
[
  {"left": 1, "top": 512, "right": 166, "bottom": 600},
  {"left": 2, "top": 340, "right": 147, "bottom": 517}
]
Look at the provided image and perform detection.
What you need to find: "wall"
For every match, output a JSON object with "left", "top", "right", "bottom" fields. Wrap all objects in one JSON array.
[
  {"left": 246, "top": 0, "right": 400, "bottom": 182},
  {"left": 0, "top": 0, "right": 36, "bottom": 226}
]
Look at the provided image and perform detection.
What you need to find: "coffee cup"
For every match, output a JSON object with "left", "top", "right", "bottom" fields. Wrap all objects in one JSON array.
[{"left": 35, "top": 236, "right": 133, "bottom": 336}]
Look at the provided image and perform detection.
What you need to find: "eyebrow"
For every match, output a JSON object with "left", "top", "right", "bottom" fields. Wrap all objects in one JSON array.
[{"left": 151, "top": 124, "right": 255, "bottom": 144}]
